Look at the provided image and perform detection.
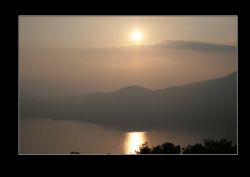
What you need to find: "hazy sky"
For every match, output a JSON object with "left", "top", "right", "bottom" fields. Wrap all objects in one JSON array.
[
  {"left": 19, "top": 16, "right": 237, "bottom": 49},
  {"left": 19, "top": 16, "right": 237, "bottom": 99}
]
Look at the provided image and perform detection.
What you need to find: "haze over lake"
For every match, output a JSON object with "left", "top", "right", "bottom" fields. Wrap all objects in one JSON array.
[{"left": 19, "top": 16, "right": 237, "bottom": 154}]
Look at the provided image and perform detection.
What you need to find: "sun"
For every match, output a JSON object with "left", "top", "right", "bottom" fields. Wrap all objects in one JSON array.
[{"left": 131, "top": 31, "right": 143, "bottom": 42}]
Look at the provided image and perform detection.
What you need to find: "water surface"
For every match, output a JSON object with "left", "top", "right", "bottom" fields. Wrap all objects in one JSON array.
[{"left": 19, "top": 118, "right": 222, "bottom": 154}]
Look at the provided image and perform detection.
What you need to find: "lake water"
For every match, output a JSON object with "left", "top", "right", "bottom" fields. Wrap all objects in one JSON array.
[{"left": 19, "top": 118, "right": 225, "bottom": 154}]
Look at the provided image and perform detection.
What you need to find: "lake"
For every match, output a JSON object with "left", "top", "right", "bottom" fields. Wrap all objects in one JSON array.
[{"left": 19, "top": 118, "right": 227, "bottom": 154}]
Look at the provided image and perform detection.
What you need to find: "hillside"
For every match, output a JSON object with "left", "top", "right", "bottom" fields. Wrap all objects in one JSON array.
[{"left": 20, "top": 72, "right": 237, "bottom": 139}]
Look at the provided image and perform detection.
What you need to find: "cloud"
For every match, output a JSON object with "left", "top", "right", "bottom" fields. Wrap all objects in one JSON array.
[
  {"left": 77, "top": 40, "right": 236, "bottom": 53},
  {"left": 149, "top": 40, "right": 237, "bottom": 52}
]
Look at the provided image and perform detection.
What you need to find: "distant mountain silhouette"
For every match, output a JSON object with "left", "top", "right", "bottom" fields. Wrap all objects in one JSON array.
[
  {"left": 21, "top": 71, "right": 237, "bottom": 140},
  {"left": 113, "top": 85, "right": 151, "bottom": 93}
]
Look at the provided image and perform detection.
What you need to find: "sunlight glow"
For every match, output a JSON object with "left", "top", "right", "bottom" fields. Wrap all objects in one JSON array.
[
  {"left": 124, "top": 132, "right": 146, "bottom": 154},
  {"left": 131, "top": 31, "right": 143, "bottom": 42}
]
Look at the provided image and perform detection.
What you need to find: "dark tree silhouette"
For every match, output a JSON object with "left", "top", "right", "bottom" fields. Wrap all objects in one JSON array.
[
  {"left": 136, "top": 138, "right": 236, "bottom": 154},
  {"left": 137, "top": 142, "right": 181, "bottom": 154},
  {"left": 136, "top": 142, "right": 151, "bottom": 154},
  {"left": 183, "top": 138, "right": 237, "bottom": 154},
  {"left": 70, "top": 151, "right": 80, "bottom": 154},
  {"left": 182, "top": 143, "right": 207, "bottom": 154}
]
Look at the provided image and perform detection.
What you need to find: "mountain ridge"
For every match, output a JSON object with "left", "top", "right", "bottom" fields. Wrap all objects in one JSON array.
[
  {"left": 85, "top": 71, "right": 237, "bottom": 96},
  {"left": 21, "top": 71, "right": 237, "bottom": 140}
]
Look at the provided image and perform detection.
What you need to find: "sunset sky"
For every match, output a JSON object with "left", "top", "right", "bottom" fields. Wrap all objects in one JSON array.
[
  {"left": 19, "top": 16, "right": 237, "bottom": 99},
  {"left": 19, "top": 16, "right": 237, "bottom": 48}
]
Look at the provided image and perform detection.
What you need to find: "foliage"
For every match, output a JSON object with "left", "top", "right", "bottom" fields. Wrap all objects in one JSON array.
[
  {"left": 136, "top": 138, "right": 236, "bottom": 154},
  {"left": 137, "top": 142, "right": 181, "bottom": 154},
  {"left": 183, "top": 138, "right": 237, "bottom": 154},
  {"left": 70, "top": 151, "right": 80, "bottom": 154}
]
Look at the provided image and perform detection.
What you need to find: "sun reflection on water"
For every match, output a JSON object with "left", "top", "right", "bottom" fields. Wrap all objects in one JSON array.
[{"left": 124, "top": 132, "right": 146, "bottom": 154}]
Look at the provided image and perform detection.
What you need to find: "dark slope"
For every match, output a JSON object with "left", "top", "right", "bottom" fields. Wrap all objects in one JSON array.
[{"left": 20, "top": 72, "right": 237, "bottom": 138}]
